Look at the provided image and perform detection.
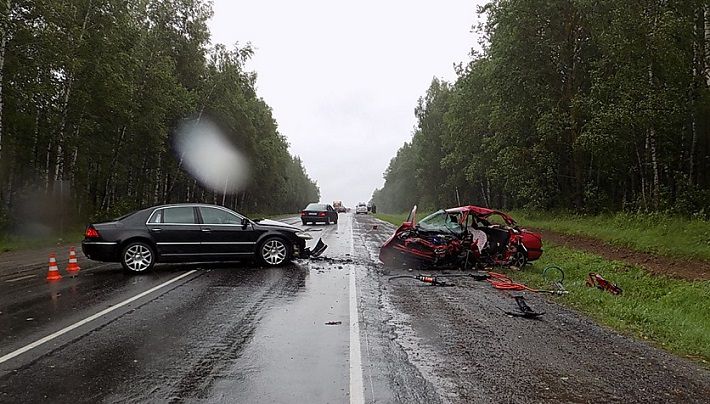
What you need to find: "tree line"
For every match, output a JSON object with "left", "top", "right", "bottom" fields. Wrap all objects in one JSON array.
[
  {"left": 0, "top": 0, "right": 319, "bottom": 232},
  {"left": 373, "top": 0, "right": 710, "bottom": 216}
]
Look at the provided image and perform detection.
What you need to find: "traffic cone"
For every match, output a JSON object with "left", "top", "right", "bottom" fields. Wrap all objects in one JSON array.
[
  {"left": 66, "top": 247, "right": 81, "bottom": 274},
  {"left": 46, "top": 253, "right": 62, "bottom": 281}
]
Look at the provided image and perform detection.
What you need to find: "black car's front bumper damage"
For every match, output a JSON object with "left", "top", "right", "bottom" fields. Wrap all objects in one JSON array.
[{"left": 297, "top": 238, "right": 328, "bottom": 258}]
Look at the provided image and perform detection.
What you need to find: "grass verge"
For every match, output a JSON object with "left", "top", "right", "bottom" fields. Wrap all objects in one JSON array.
[
  {"left": 0, "top": 232, "right": 84, "bottom": 253},
  {"left": 511, "top": 211, "right": 710, "bottom": 261},
  {"left": 373, "top": 213, "right": 410, "bottom": 226},
  {"left": 515, "top": 245, "right": 709, "bottom": 362},
  {"left": 374, "top": 213, "right": 709, "bottom": 362}
]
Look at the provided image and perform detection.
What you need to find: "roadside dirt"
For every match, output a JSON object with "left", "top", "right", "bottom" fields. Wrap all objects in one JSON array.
[
  {"left": 538, "top": 230, "right": 710, "bottom": 281},
  {"left": 355, "top": 214, "right": 710, "bottom": 403}
]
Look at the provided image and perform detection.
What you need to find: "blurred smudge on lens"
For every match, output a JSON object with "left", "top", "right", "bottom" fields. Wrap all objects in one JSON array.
[{"left": 172, "top": 119, "right": 250, "bottom": 194}]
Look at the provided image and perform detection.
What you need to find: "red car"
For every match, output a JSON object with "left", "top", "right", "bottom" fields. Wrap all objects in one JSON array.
[{"left": 379, "top": 205, "right": 543, "bottom": 269}]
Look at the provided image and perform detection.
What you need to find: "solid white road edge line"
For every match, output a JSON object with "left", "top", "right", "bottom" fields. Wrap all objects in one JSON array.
[
  {"left": 349, "top": 264, "right": 365, "bottom": 404},
  {"left": 0, "top": 270, "right": 198, "bottom": 365},
  {"left": 5, "top": 274, "right": 37, "bottom": 283}
]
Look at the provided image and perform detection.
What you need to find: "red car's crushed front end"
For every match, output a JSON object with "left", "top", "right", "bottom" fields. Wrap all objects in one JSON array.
[{"left": 379, "top": 205, "right": 543, "bottom": 269}]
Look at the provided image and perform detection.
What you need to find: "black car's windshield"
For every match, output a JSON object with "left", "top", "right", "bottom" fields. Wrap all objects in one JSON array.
[
  {"left": 418, "top": 210, "right": 464, "bottom": 235},
  {"left": 305, "top": 203, "right": 326, "bottom": 211}
]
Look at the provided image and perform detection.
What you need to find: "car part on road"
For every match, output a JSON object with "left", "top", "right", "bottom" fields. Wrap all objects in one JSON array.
[
  {"left": 303, "top": 238, "right": 328, "bottom": 258},
  {"left": 504, "top": 295, "right": 545, "bottom": 319},
  {"left": 388, "top": 274, "right": 455, "bottom": 287},
  {"left": 586, "top": 272, "right": 623, "bottom": 295},
  {"left": 121, "top": 241, "right": 155, "bottom": 273}
]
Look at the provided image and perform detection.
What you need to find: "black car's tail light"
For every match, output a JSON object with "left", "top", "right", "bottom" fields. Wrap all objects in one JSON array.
[{"left": 85, "top": 226, "right": 100, "bottom": 238}]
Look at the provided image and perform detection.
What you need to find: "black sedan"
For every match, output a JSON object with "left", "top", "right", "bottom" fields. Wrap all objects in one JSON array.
[
  {"left": 300, "top": 203, "right": 338, "bottom": 225},
  {"left": 82, "top": 203, "right": 326, "bottom": 273}
]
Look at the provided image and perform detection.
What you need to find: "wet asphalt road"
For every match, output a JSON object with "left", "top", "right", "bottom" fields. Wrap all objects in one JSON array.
[
  {"left": 0, "top": 213, "right": 438, "bottom": 403},
  {"left": 0, "top": 212, "right": 709, "bottom": 403}
]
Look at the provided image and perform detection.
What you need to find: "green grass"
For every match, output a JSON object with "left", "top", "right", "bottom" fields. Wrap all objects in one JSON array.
[
  {"left": 0, "top": 232, "right": 84, "bottom": 253},
  {"left": 374, "top": 212, "right": 710, "bottom": 362},
  {"left": 374, "top": 213, "right": 411, "bottom": 226},
  {"left": 511, "top": 211, "right": 710, "bottom": 261},
  {"left": 515, "top": 245, "right": 710, "bottom": 362}
]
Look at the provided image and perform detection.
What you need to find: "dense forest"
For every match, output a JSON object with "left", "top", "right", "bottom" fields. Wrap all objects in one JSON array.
[
  {"left": 0, "top": 0, "right": 319, "bottom": 232},
  {"left": 374, "top": 0, "right": 710, "bottom": 216}
]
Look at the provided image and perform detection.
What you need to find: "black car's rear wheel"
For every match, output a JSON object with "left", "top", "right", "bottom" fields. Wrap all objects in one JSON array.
[
  {"left": 302, "top": 219, "right": 307, "bottom": 225},
  {"left": 259, "top": 237, "right": 290, "bottom": 266},
  {"left": 121, "top": 242, "right": 155, "bottom": 273}
]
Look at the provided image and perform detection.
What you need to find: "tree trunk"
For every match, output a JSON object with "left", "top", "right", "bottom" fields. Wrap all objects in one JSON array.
[
  {"left": 0, "top": 0, "right": 8, "bottom": 162},
  {"left": 705, "top": 5, "right": 710, "bottom": 86},
  {"left": 54, "top": 0, "right": 93, "bottom": 182}
]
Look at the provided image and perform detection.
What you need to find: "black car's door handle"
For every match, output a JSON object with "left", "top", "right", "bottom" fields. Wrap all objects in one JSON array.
[
  {"left": 150, "top": 228, "right": 162, "bottom": 232},
  {"left": 201, "top": 228, "right": 211, "bottom": 232}
]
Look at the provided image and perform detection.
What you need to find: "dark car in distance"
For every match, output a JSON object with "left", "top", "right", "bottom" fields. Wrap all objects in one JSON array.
[
  {"left": 301, "top": 203, "right": 338, "bottom": 225},
  {"left": 82, "top": 203, "right": 325, "bottom": 273}
]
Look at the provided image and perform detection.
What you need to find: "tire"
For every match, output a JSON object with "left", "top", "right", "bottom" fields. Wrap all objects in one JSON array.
[
  {"left": 259, "top": 237, "right": 291, "bottom": 266},
  {"left": 510, "top": 248, "right": 528, "bottom": 268},
  {"left": 325, "top": 217, "right": 331, "bottom": 225},
  {"left": 302, "top": 219, "right": 307, "bottom": 225},
  {"left": 121, "top": 241, "right": 155, "bottom": 273}
]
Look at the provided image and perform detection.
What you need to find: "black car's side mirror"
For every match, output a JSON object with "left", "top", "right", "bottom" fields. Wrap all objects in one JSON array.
[{"left": 241, "top": 217, "right": 250, "bottom": 228}]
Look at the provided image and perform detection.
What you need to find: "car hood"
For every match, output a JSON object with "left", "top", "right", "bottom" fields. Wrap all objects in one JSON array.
[{"left": 254, "top": 218, "right": 300, "bottom": 231}]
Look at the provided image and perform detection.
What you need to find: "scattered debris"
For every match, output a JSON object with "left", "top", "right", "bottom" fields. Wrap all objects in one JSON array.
[
  {"left": 324, "top": 321, "right": 342, "bottom": 326},
  {"left": 388, "top": 274, "right": 455, "bottom": 287},
  {"left": 504, "top": 295, "right": 545, "bottom": 319},
  {"left": 586, "top": 272, "right": 622, "bottom": 295}
]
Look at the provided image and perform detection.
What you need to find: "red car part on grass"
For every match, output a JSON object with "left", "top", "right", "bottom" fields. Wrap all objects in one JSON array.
[{"left": 379, "top": 205, "right": 543, "bottom": 269}]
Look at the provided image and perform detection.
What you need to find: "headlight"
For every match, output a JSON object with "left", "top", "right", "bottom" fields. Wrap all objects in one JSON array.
[{"left": 296, "top": 231, "right": 313, "bottom": 240}]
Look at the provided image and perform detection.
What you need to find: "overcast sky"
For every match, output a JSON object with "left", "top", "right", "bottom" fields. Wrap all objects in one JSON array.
[{"left": 209, "top": 0, "right": 487, "bottom": 208}]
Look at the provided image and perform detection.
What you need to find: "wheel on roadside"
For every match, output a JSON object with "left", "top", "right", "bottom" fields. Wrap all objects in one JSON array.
[
  {"left": 302, "top": 219, "right": 307, "bottom": 225},
  {"left": 259, "top": 237, "right": 291, "bottom": 266},
  {"left": 510, "top": 248, "right": 528, "bottom": 268},
  {"left": 121, "top": 241, "right": 155, "bottom": 273}
]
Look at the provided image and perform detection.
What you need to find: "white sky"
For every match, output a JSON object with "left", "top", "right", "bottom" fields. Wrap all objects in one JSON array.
[{"left": 209, "top": 0, "right": 487, "bottom": 208}]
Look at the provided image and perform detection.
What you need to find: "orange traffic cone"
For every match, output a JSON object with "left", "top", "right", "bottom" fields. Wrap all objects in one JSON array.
[
  {"left": 66, "top": 247, "right": 81, "bottom": 274},
  {"left": 46, "top": 253, "right": 62, "bottom": 281}
]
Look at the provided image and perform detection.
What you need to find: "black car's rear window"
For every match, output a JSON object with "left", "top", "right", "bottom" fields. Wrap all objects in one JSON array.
[
  {"left": 305, "top": 203, "right": 326, "bottom": 211},
  {"left": 161, "top": 207, "right": 197, "bottom": 224}
]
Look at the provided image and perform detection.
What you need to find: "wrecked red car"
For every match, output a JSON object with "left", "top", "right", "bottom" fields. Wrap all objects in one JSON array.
[{"left": 379, "top": 205, "right": 543, "bottom": 269}]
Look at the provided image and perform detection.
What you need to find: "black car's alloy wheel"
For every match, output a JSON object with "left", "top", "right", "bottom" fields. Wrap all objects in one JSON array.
[
  {"left": 121, "top": 242, "right": 155, "bottom": 273},
  {"left": 260, "top": 237, "right": 290, "bottom": 266}
]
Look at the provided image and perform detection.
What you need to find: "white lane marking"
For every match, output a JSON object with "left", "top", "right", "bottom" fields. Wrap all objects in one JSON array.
[
  {"left": 5, "top": 274, "right": 37, "bottom": 283},
  {"left": 349, "top": 264, "right": 365, "bottom": 403},
  {"left": 0, "top": 270, "right": 197, "bottom": 365}
]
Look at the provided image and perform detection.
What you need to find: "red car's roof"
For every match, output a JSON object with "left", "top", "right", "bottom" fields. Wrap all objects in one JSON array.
[{"left": 444, "top": 205, "right": 516, "bottom": 225}]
